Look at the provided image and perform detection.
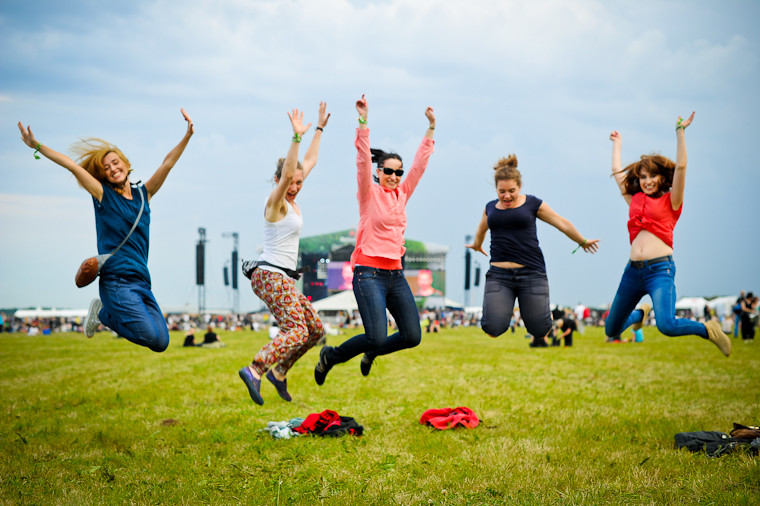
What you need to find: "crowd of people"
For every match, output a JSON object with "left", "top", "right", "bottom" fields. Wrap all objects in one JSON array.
[{"left": 16, "top": 100, "right": 756, "bottom": 407}]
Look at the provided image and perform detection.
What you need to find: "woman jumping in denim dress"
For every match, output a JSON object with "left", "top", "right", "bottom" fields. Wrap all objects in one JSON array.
[
  {"left": 314, "top": 95, "right": 435, "bottom": 385},
  {"left": 604, "top": 112, "right": 731, "bottom": 356}
]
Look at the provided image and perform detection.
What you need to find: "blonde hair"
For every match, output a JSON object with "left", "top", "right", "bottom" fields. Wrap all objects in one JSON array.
[
  {"left": 70, "top": 138, "right": 132, "bottom": 189},
  {"left": 493, "top": 155, "right": 521, "bottom": 187},
  {"left": 275, "top": 157, "right": 303, "bottom": 180}
]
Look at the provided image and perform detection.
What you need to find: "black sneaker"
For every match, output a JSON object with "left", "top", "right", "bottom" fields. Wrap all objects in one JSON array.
[
  {"left": 266, "top": 369, "right": 292, "bottom": 402},
  {"left": 360, "top": 354, "right": 374, "bottom": 377},
  {"left": 314, "top": 346, "right": 333, "bottom": 386}
]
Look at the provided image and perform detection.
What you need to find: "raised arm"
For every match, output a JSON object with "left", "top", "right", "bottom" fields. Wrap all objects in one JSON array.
[
  {"left": 424, "top": 106, "right": 436, "bottom": 140},
  {"left": 537, "top": 202, "right": 599, "bottom": 254},
  {"left": 143, "top": 108, "right": 194, "bottom": 200},
  {"left": 465, "top": 210, "right": 490, "bottom": 257},
  {"left": 670, "top": 111, "right": 694, "bottom": 211},
  {"left": 301, "top": 101, "right": 331, "bottom": 180},
  {"left": 264, "top": 109, "right": 311, "bottom": 222},
  {"left": 609, "top": 130, "right": 632, "bottom": 206},
  {"left": 18, "top": 121, "right": 105, "bottom": 200}
]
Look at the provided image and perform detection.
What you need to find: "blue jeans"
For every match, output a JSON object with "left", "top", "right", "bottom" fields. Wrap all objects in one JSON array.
[
  {"left": 605, "top": 257, "right": 707, "bottom": 339},
  {"left": 326, "top": 266, "right": 421, "bottom": 364},
  {"left": 98, "top": 275, "right": 170, "bottom": 352},
  {"left": 481, "top": 266, "right": 552, "bottom": 338}
]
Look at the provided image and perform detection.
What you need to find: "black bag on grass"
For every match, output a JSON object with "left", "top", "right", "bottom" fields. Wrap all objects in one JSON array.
[{"left": 675, "top": 428, "right": 760, "bottom": 457}]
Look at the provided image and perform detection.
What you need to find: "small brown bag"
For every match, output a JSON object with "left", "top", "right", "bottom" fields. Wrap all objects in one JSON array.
[
  {"left": 74, "top": 185, "right": 144, "bottom": 288},
  {"left": 75, "top": 254, "right": 112, "bottom": 288}
]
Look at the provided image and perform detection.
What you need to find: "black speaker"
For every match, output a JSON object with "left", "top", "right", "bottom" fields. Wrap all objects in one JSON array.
[
  {"left": 474, "top": 266, "right": 481, "bottom": 287},
  {"left": 464, "top": 249, "right": 471, "bottom": 290},
  {"left": 196, "top": 243, "right": 205, "bottom": 285},
  {"left": 231, "top": 250, "right": 238, "bottom": 289},
  {"left": 223, "top": 266, "right": 229, "bottom": 286}
]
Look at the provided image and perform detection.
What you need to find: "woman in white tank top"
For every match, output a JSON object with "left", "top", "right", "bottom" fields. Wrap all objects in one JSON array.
[{"left": 238, "top": 103, "right": 330, "bottom": 405}]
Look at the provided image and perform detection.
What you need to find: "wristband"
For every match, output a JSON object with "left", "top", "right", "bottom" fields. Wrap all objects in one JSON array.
[
  {"left": 572, "top": 239, "right": 587, "bottom": 254},
  {"left": 292, "top": 133, "right": 301, "bottom": 143},
  {"left": 33, "top": 143, "right": 41, "bottom": 160},
  {"left": 676, "top": 117, "right": 684, "bottom": 130},
  {"left": 358, "top": 117, "right": 368, "bottom": 125},
  {"left": 428, "top": 126, "right": 435, "bottom": 130},
  {"left": 316, "top": 126, "right": 324, "bottom": 132}
]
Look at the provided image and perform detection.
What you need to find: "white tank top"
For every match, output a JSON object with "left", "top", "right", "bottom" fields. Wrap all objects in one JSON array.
[{"left": 258, "top": 200, "right": 303, "bottom": 274}]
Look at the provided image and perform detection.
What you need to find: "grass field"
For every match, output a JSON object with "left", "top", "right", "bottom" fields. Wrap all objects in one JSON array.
[{"left": 1, "top": 324, "right": 758, "bottom": 505}]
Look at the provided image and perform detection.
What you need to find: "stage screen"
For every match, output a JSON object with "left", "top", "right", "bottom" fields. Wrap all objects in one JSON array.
[{"left": 328, "top": 264, "right": 445, "bottom": 297}]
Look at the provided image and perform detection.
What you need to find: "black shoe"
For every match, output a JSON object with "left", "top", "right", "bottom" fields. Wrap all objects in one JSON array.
[
  {"left": 238, "top": 366, "right": 264, "bottom": 405},
  {"left": 266, "top": 370, "right": 292, "bottom": 402},
  {"left": 314, "top": 346, "right": 333, "bottom": 386},
  {"left": 360, "top": 354, "right": 374, "bottom": 377}
]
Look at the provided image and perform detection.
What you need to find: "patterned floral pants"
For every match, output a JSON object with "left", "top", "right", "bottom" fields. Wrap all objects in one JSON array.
[{"left": 250, "top": 268, "right": 324, "bottom": 376}]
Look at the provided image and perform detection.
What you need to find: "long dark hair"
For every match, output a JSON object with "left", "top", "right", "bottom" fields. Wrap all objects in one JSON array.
[
  {"left": 370, "top": 148, "right": 402, "bottom": 183},
  {"left": 617, "top": 154, "right": 675, "bottom": 197}
]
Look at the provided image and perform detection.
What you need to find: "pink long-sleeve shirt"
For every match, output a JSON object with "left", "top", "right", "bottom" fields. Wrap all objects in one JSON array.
[{"left": 350, "top": 128, "right": 435, "bottom": 269}]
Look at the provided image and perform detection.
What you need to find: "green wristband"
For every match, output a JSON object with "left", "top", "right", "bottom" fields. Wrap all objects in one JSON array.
[
  {"left": 572, "top": 239, "right": 587, "bottom": 254},
  {"left": 33, "top": 143, "right": 41, "bottom": 160},
  {"left": 358, "top": 117, "right": 368, "bottom": 125},
  {"left": 292, "top": 133, "right": 301, "bottom": 143}
]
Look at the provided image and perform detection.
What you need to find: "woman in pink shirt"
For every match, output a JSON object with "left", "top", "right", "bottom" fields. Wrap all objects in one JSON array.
[
  {"left": 314, "top": 95, "right": 435, "bottom": 385},
  {"left": 604, "top": 112, "right": 731, "bottom": 356}
]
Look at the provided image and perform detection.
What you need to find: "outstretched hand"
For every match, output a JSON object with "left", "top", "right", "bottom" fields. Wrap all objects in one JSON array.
[
  {"left": 318, "top": 101, "right": 331, "bottom": 129},
  {"left": 465, "top": 243, "right": 488, "bottom": 256},
  {"left": 356, "top": 94, "right": 368, "bottom": 119},
  {"left": 425, "top": 106, "right": 435, "bottom": 127},
  {"left": 288, "top": 109, "right": 312, "bottom": 136},
  {"left": 580, "top": 239, "right": 600, "bottom": 254},
  {"left": 17, "top": 122, "right": 39, "bottom": 149},
  {"left": 677, "top": 111, "right": 695, "bottom": 130},
  {"left": 181, "top": 108, "right": 194, "bottom": 136}
]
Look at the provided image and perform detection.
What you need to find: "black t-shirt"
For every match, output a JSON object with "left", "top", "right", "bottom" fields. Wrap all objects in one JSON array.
[{"left": 486, "top": 195, "right": 546, "bottom": 272}]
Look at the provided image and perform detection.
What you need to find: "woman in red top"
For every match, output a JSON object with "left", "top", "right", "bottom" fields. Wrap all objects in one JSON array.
[{"left": 605, "top": 112, "right": 731, "bottom": 356}]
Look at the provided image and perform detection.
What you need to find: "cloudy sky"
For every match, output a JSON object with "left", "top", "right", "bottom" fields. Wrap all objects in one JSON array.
[{"left": 1, "top": 0, "right": 758, "bottom": 313}]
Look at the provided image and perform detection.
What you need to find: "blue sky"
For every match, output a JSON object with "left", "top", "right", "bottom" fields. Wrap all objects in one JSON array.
[{"left": 1, "top": 0, "right": 758, "bottom": 313}]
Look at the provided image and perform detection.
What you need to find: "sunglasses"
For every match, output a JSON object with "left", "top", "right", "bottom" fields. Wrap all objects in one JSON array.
[{"left": 381, "top": 167, "right": 404, "bottom": 177}]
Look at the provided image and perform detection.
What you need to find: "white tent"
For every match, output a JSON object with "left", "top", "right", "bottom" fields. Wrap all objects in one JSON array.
[
  {"left": 675, "top": 297, "right": 708, "bottom": 318},
  {"left": 420, "top": 296, "right": 465, "bottom": 309},
  {"left": 312, "top": 290, "right": 358, "bottom": 313},
  {"left": 706, "top": 296, "right": 737, "bottom": 318},
  {"left": 14, "top": 307, "right": 87, "bottom": 319}
]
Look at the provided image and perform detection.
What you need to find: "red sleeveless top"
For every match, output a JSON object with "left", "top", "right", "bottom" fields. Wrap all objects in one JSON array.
[{"left": 627, "top": 192, "right": 682, "bottom": 248}]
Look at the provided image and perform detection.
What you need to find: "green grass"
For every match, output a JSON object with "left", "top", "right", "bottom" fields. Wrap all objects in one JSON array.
[{"left": 1, "top": 325, "right": 758, "bottom": 505}]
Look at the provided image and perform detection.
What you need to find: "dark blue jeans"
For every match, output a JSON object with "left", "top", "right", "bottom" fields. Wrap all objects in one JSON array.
[
  {"left": 481, "top": 266, "right": 553, "bottom": 338},
  {"left": 99, "top": 275, "right": 170, "bottom": 352},
  {"left": 605, "top": 257, "right": 707, "bottom": 339},
  {"left": 326, "top": 266, "right": 421, "bottom": 365}
]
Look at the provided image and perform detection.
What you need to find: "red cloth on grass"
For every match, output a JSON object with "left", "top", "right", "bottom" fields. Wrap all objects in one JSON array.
[
  {"left": 292, "top": 409, "right": 363, "bottom": 437},
  {"left": 420, "top": 407, "right": 479, "bottom": 430}
]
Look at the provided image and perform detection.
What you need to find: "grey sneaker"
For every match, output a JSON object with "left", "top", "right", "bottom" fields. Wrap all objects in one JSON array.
[{"left": 84, "top": 298, "right": 103, "bottom": 338}]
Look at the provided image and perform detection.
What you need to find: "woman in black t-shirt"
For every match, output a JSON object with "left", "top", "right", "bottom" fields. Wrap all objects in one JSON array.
[{"left": 466, "top": 155, "right": 599, "bottom": 341}]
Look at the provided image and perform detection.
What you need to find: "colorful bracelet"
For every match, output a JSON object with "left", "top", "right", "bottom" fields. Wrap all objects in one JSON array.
[
  {"left": 676, "top": 117, "right": 684, "bottom": 130},
  {"left": 292, "top": 133, "right": 301, "bottom": 143},
  {"left": 358, "top": 117, "right": 368, "bottom": 125},
  {"left": 33, "top": 143, "right": 41, "bottom": 160},
  {"left": 572, "top": 239, "right": 587, "bottom": 254}
]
